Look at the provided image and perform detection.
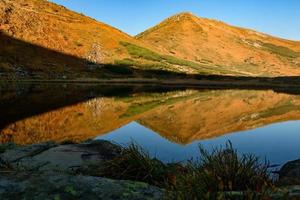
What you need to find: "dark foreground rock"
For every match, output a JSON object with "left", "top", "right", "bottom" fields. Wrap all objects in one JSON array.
[
  {"left": 279, "top": 159, "right": 300, "bottom": 185},
  {"left": 2, "top": 140, "right": 300, "bottom": 199},
  {"left": 0, "top": 140, "right": 163, "bottom": 200},
  {"left": 0, "top": 172, "right": 163, "bottom": 200},
  {"left": 0, "top": 140, "right": 121, "bottom": 172}
]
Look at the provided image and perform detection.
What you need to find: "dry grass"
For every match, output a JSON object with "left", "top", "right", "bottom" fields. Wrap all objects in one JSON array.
[{"left": 84, "top": 141, "right": 274, "bottom": 199}]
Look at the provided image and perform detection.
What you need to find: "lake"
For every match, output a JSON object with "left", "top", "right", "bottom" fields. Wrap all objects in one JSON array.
[{"left": 1, "top": 82, "right": 300, "bottom": 167}]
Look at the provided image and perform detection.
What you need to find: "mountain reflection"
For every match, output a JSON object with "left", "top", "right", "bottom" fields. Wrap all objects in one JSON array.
[{"left": 1, "top": 83, "right": 300, "bottom": 144}]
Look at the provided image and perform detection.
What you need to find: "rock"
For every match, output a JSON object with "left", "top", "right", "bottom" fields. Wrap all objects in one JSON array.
[
  {"left": 0, "top": 142, "right": 57, "bottom": 163},
  {"left": 0, "top": 172, "right": 163, "bottom": 200},
  {"left": 0, "top": 140, "right": 163, "bottom": 199},
  {"left": 1, "top": 140, "right": 121, "bottom": 172},
  {"left": 279, "top": 159, "right": 300, "bottom": 185},
  {"left": 0, "top": 143, "right": 17, "bottom": 154}
]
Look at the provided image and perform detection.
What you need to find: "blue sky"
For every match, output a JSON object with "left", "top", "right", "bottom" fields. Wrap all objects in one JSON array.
[{"left": 50, "top": 0, "right": 300, "bottom": 40}]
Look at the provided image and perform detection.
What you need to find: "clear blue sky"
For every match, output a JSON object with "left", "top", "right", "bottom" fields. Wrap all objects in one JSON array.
[{"left": 50, "top": 0, "right": 300, "bottom": 41}]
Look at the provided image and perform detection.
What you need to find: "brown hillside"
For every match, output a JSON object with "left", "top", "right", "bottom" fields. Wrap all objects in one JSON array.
[
  {"left": 0, "top": 0, "right": 160, "bottom": 78},
  {"left": 1, "top": 0, "right": 234, "bottom": 79},
  {"left": 0, "top": 0, "right": 137, "bottom": 61},
  {"left": 137, "top": 12, "right": 300, "bottom": 76}
]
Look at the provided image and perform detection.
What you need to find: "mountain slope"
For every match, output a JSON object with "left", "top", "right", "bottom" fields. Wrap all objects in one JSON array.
[
  {"left": 1, "top": 0, "right": 231, "bottom": 79},
  {"left": 137, "top": 12, "right": 300, "bottom": 76},
  {"left": 0, "top": 0, "right": 168, "bottom": 78},
  {"left": 0, "top": 0, "right": 137, "bottom": 61}
]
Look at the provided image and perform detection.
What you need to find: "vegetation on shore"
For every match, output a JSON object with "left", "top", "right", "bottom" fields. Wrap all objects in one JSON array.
[
  {"left": 1, "top": 139, "right": 299, "bottom": 199},
  {"left": 80, "top": 141, "right": 277, "bottom": 199}
]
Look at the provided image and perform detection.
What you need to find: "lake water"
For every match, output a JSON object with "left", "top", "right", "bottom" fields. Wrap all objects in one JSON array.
[{"left": 1, "top": 83, "right": 300, "bottom": 166}]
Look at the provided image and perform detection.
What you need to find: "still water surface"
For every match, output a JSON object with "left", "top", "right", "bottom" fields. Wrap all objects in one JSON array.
[{"left": 1, "top": 83, "right": 300, "bottom": 165}]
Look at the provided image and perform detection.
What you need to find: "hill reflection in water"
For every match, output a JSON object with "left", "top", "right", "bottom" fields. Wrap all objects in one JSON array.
[
  {"left": 1, "top": 83, "right": 300, "bottom": 164},
  {"left": 98, "top": 121, "right": 300, "bottom": 165}
]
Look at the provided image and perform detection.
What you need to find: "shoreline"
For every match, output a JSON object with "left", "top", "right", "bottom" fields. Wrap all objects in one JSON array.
[
  {"left": 2, "top": 77, "right": 300, "bottom": 88},
  {"left": 1, "top": 140, "right": 300, "bottom": 199}
]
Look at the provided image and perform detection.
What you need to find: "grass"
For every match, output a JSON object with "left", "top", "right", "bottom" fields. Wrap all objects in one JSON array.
[
  {"left": 91, "top": 143, "right": 167, "bottom": 186},
  {"left": 119, "top": 42, "right": 247, "bottom": 76},
  {"left": 120, "top": 42, "right": 163, "bottom": 62},
  {"left": 82, "top": 141, "right": 274, "bottom": 199},
  {"left": 260, "top": 42, "right": 300, "bottom": 59},
  {"left": 114, "top": 59, "right": 172, "bottom": 72},
  {"left": 120, "top": 42, "right": 204, "bottom": 68}
]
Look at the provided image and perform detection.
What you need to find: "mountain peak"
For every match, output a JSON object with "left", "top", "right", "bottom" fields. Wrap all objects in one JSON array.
[
  {"left": 174, "top": 12, "right": 195, "bottom": 17},
  {"left": 168, "top": 12, "right": 198, "bottom": 21},
  {"left": 137, "top": 12, "right": 300, "bottom": 76}
]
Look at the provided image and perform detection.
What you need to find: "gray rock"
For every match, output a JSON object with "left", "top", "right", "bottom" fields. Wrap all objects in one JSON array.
[
  {"left": 0, "top": 142, "right": 57, "bottom": 163},
  {"left": 1, "top": 140, "right": 121, "bottom": 173},
  {"left": 0, "top": 172, "right": 163, "bottom": 200},
  {"left": 0, "top": 140, "right": 163, "bottom": 199},
  {"left": 279, "top": 159, "right": 300, "bottom": 185},
  {"left": 0, "top": 143, "right": 17, "bottom": 154}
]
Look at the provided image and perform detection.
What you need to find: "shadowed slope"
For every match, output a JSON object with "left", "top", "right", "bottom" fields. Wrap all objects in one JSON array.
[{"left": 0, "top": 0, "right": 137, "bottom": 62}]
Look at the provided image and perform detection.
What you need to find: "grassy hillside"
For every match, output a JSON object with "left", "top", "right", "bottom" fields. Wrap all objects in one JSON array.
[
  {"left": 137, "top": 12, "right": 300, "bottom": 77},
  {"left": 0, "top": 0, "right": 176, "bottom": 79},
  {"left": 1, "top": 1, "right": 300, "bottom": 79}
]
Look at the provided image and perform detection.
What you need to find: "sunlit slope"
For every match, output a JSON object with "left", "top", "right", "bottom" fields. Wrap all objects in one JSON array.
[
  {"left": 137, "top": 13, "right": 300, "bottom": 76},
  {"left": 1, "top": 0, "right": 238, "bottom": 78},
  {"left": 0, "top": 0, "right": 137, "bottom": 60},
  {"left": 0, "top": 0, "right": 170, "bottom": 78}
]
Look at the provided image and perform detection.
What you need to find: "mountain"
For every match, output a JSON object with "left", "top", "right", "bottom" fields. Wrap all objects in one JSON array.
[
  {"left": 1, "top": 1, "right": 300, "bottom": 79},
  {"left": 0, "top": 0, "right": 165, "bottom": 79},
  {"left": 137, "top": 12, "right": 300, "bottom": 76},
  {"left": 1, "top": 0, "right": 223, "bottom": 79}
]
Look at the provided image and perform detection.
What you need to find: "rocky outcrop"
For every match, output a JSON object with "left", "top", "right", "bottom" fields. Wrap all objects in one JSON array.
[
  {"left": 0, "top": 140, "right": 121, "bottom": 172},
  {"left": 279, "top": 159, "right": 300, "bottom": 185},
  {"left": 2, "top": 140, "right": 300, "bottom": 199},
  {"left": 0, "top": 140, "right": 163, "bottom": 200},
  {"left": 0, "top": 172, "right": 163, "bottom": 200}
]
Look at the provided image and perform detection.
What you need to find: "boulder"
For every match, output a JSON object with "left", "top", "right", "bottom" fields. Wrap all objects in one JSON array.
[
  {"left": 279, "top": 159, "right": 300, "bottom": 185},
  {"left": 0, "top": 140, "right": 164, "bottom": 199},
  {"left": 0, "top": 140, "right": 121, "bottom": 172},
  {"left": 0, "top": 172, "right": 163, "bottom": 200}
]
